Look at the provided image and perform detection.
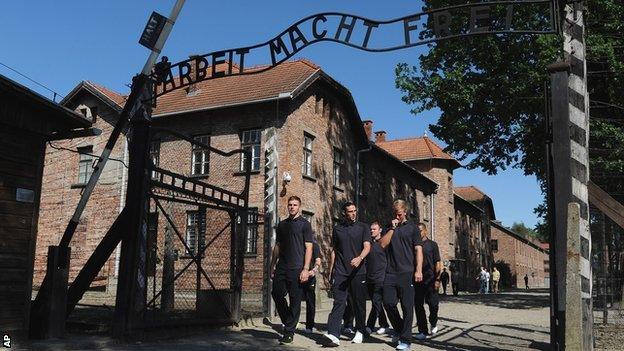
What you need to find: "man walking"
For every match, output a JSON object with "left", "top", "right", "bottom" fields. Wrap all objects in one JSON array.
[
  {"left": 269, "top": 196, "right": 314, "bottom": 344},
  {"left": 379, "top": 199, "right": 423, "bottom": 351},
  {"left": 414, "top": 223, "right": 442, "bottom": 339},
  {"left": 440, "top": 268, "right": 450, "bottom": 295},
  {"left": 524, "top": 274, "right": 529, "bottom": 289},
  {"left": 324, "top": 202, "right": 371, "bottom": 346},
  {"left": 485, "top": 269, "right": 491, "bottom": 294},
  {"left": 492, "top": 267, "right": 500, "bottom": 293},
  {"left": 303, "top": 240, "right": 322, "bottom": 333},
  {"left": 477, "top": 267, "right": 487, "bottom": 294},
  {"left": 365, "top": 221, "right": 389, "bottom": 336},
  {"left": 451, "top": 265, "right": 461, "bottom": 296}
]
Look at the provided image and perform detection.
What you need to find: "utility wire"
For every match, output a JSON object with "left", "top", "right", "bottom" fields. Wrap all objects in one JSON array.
[
  {"left": 47, "top": 141, "right": 128, "bottom": 169},
  {"left": 0, "top": 61, "right": 64, "bottom": 101}
]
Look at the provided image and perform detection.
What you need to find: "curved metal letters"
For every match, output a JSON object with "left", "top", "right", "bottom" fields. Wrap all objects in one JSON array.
[{"left": 150, "top": 0, "right": 556, "bottom": 98}]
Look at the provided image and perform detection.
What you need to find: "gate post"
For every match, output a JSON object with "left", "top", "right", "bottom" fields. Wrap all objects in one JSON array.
[
  {"left": 113, "top": 76, "right": 153, "bottom": 338},
  {"left": 548, "top": 2, "right": 594, "bottom": 344}
]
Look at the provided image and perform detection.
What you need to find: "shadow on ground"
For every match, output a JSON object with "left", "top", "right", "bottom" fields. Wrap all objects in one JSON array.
[{"left": 441, "top": 289, "right": 549, "bottom": 310}]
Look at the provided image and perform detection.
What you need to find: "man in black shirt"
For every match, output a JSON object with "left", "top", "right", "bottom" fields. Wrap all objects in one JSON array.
[
  {"left": 365, "top": 221, "right": 389, "bottom": 335},
  {"left": 379, "top": 199, "right": 423, "bottom": 351},
  {"left": 414, "top": 223, "right": 442, "bottom": 339},
  {"left": 270, "top": 196, "right": 314, "bottom": 344},
  {"left": 440, "top": 268, "right": 450, "bottom": 295},
  {"left": 323, "top": 202, "right": 371, "bottom": 346},
  {"left": 303, "top": 241, "right": 322, "bottom": 333}
]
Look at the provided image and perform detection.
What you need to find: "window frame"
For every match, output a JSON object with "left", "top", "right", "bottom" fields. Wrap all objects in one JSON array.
[
  {"left": 185, "top": 211, "right": 199, "bottom": 256},
  {"left": 302, "top": 133, "right": 314, "bottom": 178},
  {"left": 191, "top": 135, "right": 210, "bottom": 176},
  {"left": 333, "top": 147, "right": 343, "bottom": 187},
  {"left": 240, "top": 129, "right": 261, "bottom": 172},
  {"left": 243, "top": 208, "right": 259, "bottom": 257},
  {"left": 149, "top": 139, "right": 160, "bottom": 179},
  {"left": 76, "top": 145, "right": 94, "bottom": 186}
]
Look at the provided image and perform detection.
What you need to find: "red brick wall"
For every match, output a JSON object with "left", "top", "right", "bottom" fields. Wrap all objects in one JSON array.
[
  {"left": 491, "top": 223, "right": 547, "bottom": 288},
  {"left": 35, "top": 95, "right": 125, "bottom": 288}
]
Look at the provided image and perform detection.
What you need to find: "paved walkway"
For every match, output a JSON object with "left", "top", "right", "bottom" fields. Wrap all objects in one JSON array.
[{"left": 16, "top": 289, "right": 550, "bottom": 350}]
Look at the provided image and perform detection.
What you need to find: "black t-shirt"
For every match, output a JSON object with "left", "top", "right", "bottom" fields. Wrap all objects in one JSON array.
[
  {"left": 332, "top": 220, "right": 370, "bottom": 277},
  {"left": 421, "top": 238, "right": 441, "bottom": 286},
  {"left": 276, "top": 216, "right": 314, "bottom": 270},
  {"left": 440, "top": 271, "right": 450, "bottom": 283},
  {"left": 367, "top": 237, "right": 387, "bottom": 283},
  {"left": 309, "top": 242, "right": 321, "bottom": 270},
  {"left": 385, "top": 221, "right": 422, "bottom": 274}
]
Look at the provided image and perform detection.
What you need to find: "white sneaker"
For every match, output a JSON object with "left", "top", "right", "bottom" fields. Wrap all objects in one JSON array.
[
  {"left": 396, "top": 341, "right": 411, "bottom": 350},
  {"left": 303, "top": 327, "right": 314, "bottom": 334},
  {"left": 324, "top": 333, "right": 340, "bottom": 346},
  {"left": 431, "top": 325, "right": 438, "bottom": 335},
  {"left": 376, "top": 327, "right": 387, "bottom": 335},
  {"left": 352, "top": 331, "right": 363, "bottom": 343},
  {"left": 365, "top": 327, "right": 373, "bottom": 335},
  {"left": 414, "top": 332, "right": 427, "bottom": 340}
]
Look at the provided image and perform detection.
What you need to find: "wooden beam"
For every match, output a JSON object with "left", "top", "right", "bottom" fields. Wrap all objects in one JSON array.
[{"left": 588, "top": 180, "right": 624, "bottom": 230}]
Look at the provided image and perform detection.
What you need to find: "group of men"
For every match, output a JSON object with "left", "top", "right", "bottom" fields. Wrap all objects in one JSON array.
[
  {"left": 477, "top": 266, "right": 501, "bottom": 294},
  {"left": 269, "top": 196, "right": 443, "bottom": 350}
]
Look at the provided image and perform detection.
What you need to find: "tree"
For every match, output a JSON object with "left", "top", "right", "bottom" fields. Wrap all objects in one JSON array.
[
  {"left": 510, "top": 221, "right": 544, "bottom": 242},
  {"left": 396, "top": 0, "right": 624, "bottom": 227}
]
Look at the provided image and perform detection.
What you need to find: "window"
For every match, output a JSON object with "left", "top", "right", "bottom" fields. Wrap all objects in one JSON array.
[
  {"left": 90, "top": 106, "right": 98, "bottom": 123},
  {"left": 191, "top": 135, "right": 210, "bottom": 176},
  {"left": 333, "top": 148, "right": 343, "bottom": 187},
  {"left": 186, "top": 211, "right": 199, "bottom": 255},
  {"left": 302, "top": 133, "right": 314, "bottom": 177},
  {"left": 423, "top": 196, "right": 430, "bottom": 221},
  {"left": 240, "top": 129, "right": 261, "bottom": 171},
  {"left": 448, "top": 217, "right": 454, "bottom": 244},
  {"left": 358, "top": 163, "right": 366, "bottom": 196},
  {"left": 149, "top": 140, "right": 160, "bottom": 178},
  {"left": 396, "top": 180, "right": 403, "bottom": 197},
  {"left": 77, "top": 146, "right": 94, "bottom": 185},
  {"left": 244, "top": 209, "right": 259, "bottom": 256},
  {"left": 378, "top": 171, "right": 386, "bottom": 205},
  {"left": 409, "top": 188, "right": 417, "bottom": 218},
  {"left": 448, "top": 176, "right": 453, "bottom": 203}
]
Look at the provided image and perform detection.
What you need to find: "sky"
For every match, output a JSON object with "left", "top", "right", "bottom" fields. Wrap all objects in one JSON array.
[{"left": 0, "top": 0, "right": 542, "bottom": 228}]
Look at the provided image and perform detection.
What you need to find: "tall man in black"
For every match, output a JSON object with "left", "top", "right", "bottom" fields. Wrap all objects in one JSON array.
[
  {"left": 379, "top": 199, "right": 423, "bottom": 351},
  {"left": 414, "top": 223, "right": 442, "bottom": 339},
  {"left": 365, "top": 221, "right": 389, "bottom": 335},
  {"left": 324, "top": 202, "right": 371, "bottom": 346},
  {"left": 270, "top": 196, "right": 314, "bottom": 344}
]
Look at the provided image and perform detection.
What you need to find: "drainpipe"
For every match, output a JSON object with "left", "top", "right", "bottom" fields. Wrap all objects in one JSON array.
[
  {"left": 430, "top": 191, "right": 435, "bottom": 241},
  {"left": 355, "top": 142, "right": 372, "bottom": 210}
]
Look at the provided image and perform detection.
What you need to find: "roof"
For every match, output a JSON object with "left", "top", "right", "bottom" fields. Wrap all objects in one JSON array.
[
  {"left": 490, "top": 220, "right": 548, "bottom": 254},
  {"left": 455, "top": 186, "right": 489, "bottom": 202},
  {"left": 60, "top": 59, "right": 369, "bottom": 147},
  {"left": 455, "top": 185, "right": 496, "bottom": 220},
  {"left": 370, "top": 145, "right": 438, "bottom": 190},
  {"left": 454, "top": 193, "right": 484, "bottom": 215},
  {"left": 376, "top": 136, "right": 461, "bottom": 169},
  {"left": 0, "top": 73, "right": 90, "bottom": 134}
]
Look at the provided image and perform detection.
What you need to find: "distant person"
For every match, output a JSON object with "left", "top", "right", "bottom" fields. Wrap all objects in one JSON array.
[
  {"left": 365, "top": 221, "right": 389, "bottom": 336},
  {"left": 451, "top": 266, "right": 461, "bottom": 296},
  {"left": 492, "top": 267, "right": 500, "bottom": 293},
  {"left": 303, "top": 241, "right": 322, "bottom": 333},
  {"left": 476, "top": 267, "right": 487, "bottom": 294},
  {"left": 524, "top": 274, "right": 529, "bottom": 289},
  {"left": 485, "top": 269, "right": 491, "bottom": 293},
  {"left": 440, "top": 268, "right": 450, "bottom": 295},
  {"left": 414, "top": 223, "right": 442, "bottom": 339}
]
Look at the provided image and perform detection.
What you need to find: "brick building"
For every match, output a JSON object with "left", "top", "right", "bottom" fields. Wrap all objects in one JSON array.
[
  {"left": 491, "top": 220, "right": 548, "bottom": 288},
  {"left": 375, "top": 133, "right": 461, "bottom": 261},
  {"left": 34, "top": 60, "right": 441, "bottom": 310}
]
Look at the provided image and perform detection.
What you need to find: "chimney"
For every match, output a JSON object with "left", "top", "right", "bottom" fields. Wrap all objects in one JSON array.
[
  {"left": 363, "top": 120, "right": 373, "bottom": 141},
  {"left": 374, "top": 131, "right": 387, "bottom": 143},
  {"left": 186, "top": 55, "right": 200, "bottom": 95}
]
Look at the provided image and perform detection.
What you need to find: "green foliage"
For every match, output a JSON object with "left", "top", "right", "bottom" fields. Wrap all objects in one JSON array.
[
  {"left": 510, "top": 221, "right": 546, "bottom": 242},
  {"left": 396, "top": 0, "right": 624, "bottom": 227}
]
